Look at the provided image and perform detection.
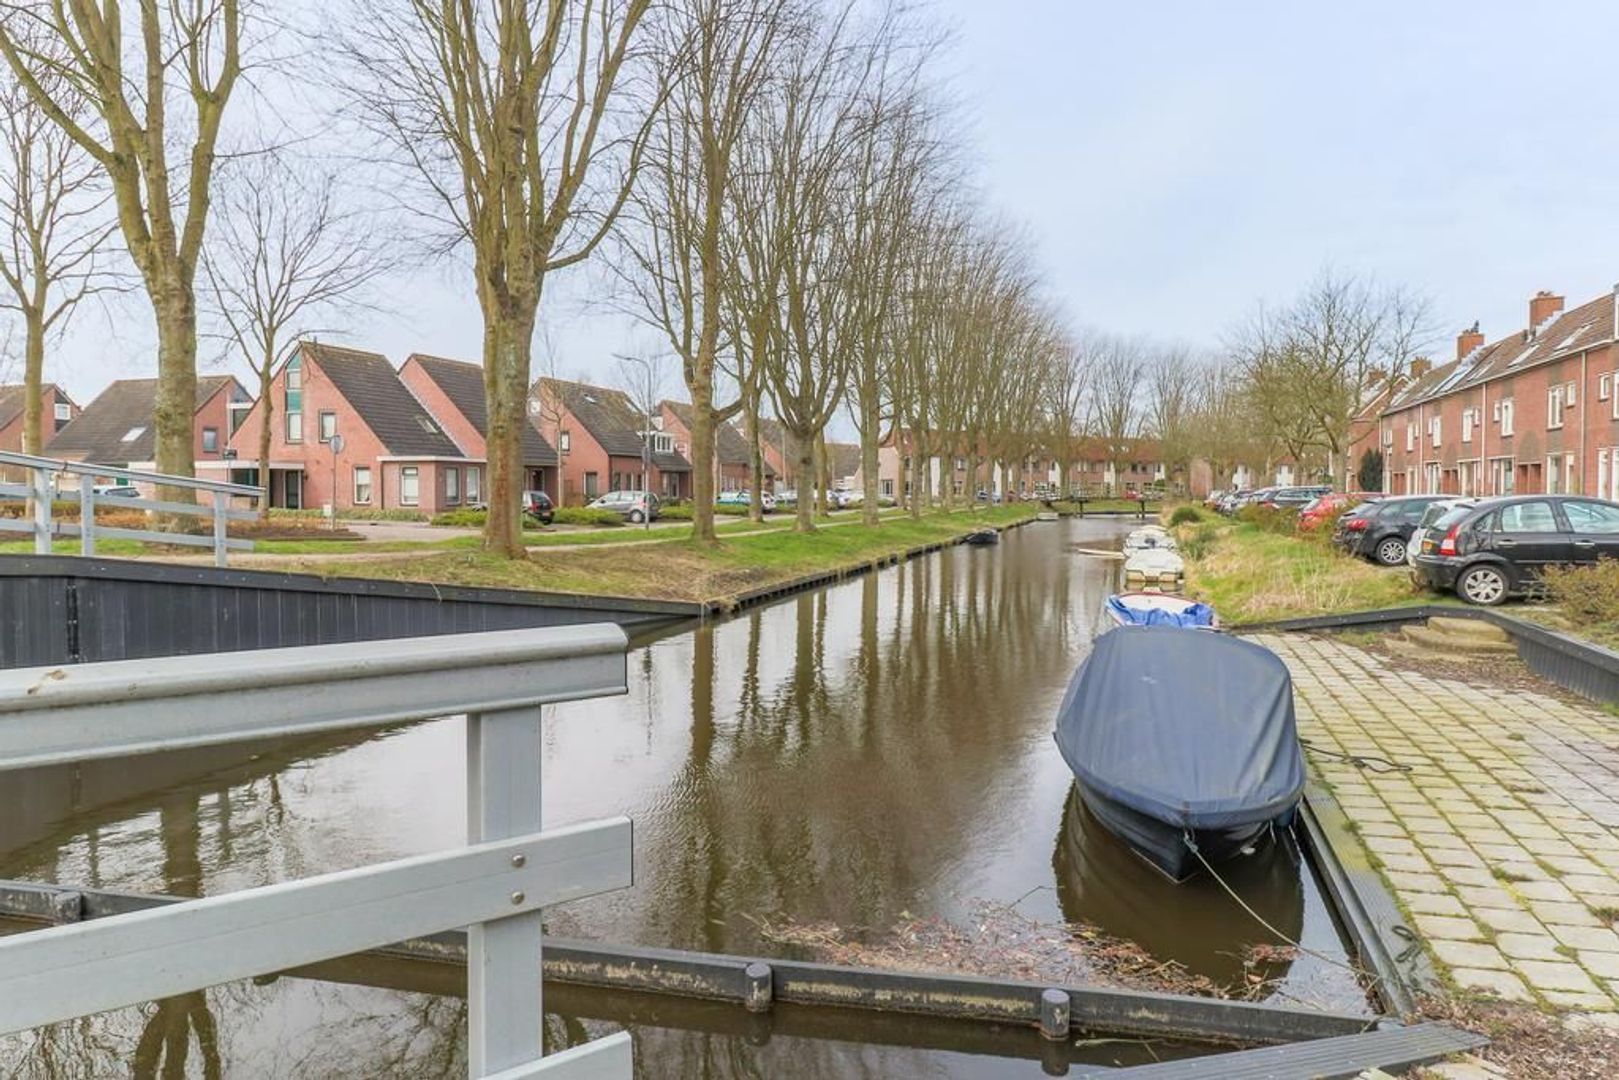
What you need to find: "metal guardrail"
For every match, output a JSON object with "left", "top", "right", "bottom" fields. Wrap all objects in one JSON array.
[
  {"left": 0, "top": 450, "right": 263, "bottom": 567},
  {"left": 0, "top": 625, "right": 636, "bottom": 1078}
]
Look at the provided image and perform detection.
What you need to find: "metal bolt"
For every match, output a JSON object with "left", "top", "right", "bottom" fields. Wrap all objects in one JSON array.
[
  {"left": 511, "top": 853, "right": 527, "bottom": 868},
  {"left": 510, "top": 891, "right": 525, "bottom": 906}
]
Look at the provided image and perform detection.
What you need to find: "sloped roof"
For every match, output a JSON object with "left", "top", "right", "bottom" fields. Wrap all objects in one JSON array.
[
  {"left": 47, "top": 375, "right": 238, "bottom": 463},
  {"left": 1387, "top": 291, "right": 1617, "bottom": 412},
  {"left": 827, "top": 441, "right": 861, "bottom": 478},
  {"left": 538, "top": 377, "right": 693, "bottom": 471},
  {"left": 661, "top": 399, "right": 774, "bottom": 474},
  {"left": 406, "top": 354, "right": 559, "bottom": 466},
  {"left": 0, "top": 385, "right": 24, "bottom": 430},
  {"left": 305, "top": 344, "right": 463, "bottom": 458}
]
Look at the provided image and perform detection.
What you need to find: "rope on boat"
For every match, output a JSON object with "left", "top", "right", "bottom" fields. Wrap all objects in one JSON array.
[
  {"left": 1183, "top": 829, "right": 1389, "bottom": 989},
  {"left": 1299, "top": 737, "right": 1414, "bottom": 775}
]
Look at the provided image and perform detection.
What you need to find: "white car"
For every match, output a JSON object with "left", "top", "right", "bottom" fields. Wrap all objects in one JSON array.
[{"left": 1407, "top": 498, "right": 1476, "bottom": 568}]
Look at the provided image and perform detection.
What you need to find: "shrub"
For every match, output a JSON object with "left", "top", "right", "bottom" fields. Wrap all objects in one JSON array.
[
  {"left": 714, "top": 502, "right": 751, "bottom": 516},
  {"left": 431, "top": 508, "right": 488, "bottom": 528},
  {"left": 1168, "top": 505, "right": 1204, "bottom": 526},
  {"left": 1543, "top": 560, "right": 1619, "bottom": 623},
  {"left": 270, "top": 507, "right": 427, "bottom": 522},
  {"left": 552, "top": 507, "right": 623, "bottom": 527},
  {"left": 660, "top": 505, "right": 693, "bottom": 520},
  {"left": 1237, "top": 504, "right": 1296, "bottom": 535}
]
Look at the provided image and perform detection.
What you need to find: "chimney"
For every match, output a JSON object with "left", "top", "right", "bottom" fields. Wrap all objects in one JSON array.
[
  {"left": 1409, "top": 356, "right": 1432, "bottom": 380},
  {"left": 1455, "top": 323, "right": 1484, "bottom": 360},
  {"left": 1529, "top": 290, "right": 1565, "bottom": 329}
]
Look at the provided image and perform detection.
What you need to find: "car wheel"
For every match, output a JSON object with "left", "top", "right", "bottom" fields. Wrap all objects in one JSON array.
[
  {"left": 629, "top": 510, "right": 644, "bottom": 523},
  {"left": 1458, "top": 564, "right": 1509, "bottom": 606},
  {"left": 1373, "top": 536, "right": 1406, "bottom": 566}
]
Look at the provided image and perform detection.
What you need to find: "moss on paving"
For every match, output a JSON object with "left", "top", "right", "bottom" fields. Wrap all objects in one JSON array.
[{"left": 262, "top": 506, "right": 1038, "bottom": 604}]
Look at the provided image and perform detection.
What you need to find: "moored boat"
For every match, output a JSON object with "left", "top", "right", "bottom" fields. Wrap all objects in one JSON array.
[
  {"left": 964, "top": 528, "right": 999, "bottom": 545},
  {"left": 1053, "top": 627, "right": 1305, "bottom": 882},
  {"left": 1104, "top": 592, "right": 1216, "bottom": 628},
  {"left": 1123, "top": 526, "right": 1176, "bottom": 553},
  {"left": 1121, "top": 547, "right": 1185, "bottom": 591}
]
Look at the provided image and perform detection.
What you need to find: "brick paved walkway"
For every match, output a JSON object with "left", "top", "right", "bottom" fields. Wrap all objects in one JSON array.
[{"left": 1253, "top": 633, "right": 1619, "bottom": 1012}]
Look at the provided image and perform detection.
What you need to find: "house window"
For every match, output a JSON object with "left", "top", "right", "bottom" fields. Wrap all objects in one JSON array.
[
  {"left": 319, "top": 411, "right": 336, "bottom": 442},
  {"left": 1461, "top": 410, "right": 1473, "bottom": 444},
  {"left": 559, "top": 431, "right": 571, "bottom": 454},
  {"left": 400, "top": 466, "right": 419, "bottom": 505},
  {"left": 1430, "top": 417, "right": 1441, "bottom": 448},
  {"left": 584, "top": 471, "right": 600, "bottom": 498},
  {"left": 466, "top": 466, "right": 481, "bottom": 503},
  {"left": 1499, "top": 399, "right": 1514, "bottom": 436},
  {"left": 121, "top": 425, "right": 145, "bottom": 443},
  {"left": 445, "top": 466, "right": 460, "bottom": 504},
  {"left": 881, "top": 479, "right": 894, "bottom": 497},
  {"left": 284, "top": 354, "right": 303, "bottom": 441},
  {"left": 1382, "top": 428, "right": 1393, "bottom": 447},
  {"left": 1567, "top": 380, "right": 1578, "bottom": 407},
  {"left": 954, "top": 457, "right": 965, "bottom": 471},
  {"left": 286, "top": 411, "right": 303, "bottom": 443},
  {"left": 353, "top": 466, "right": 373, "bottom": 505},
  {"left": 1602, "top": 374, "right": 1613, "bottom": 401},
  {"left": 1405, "top": 423, "right": 1416, "bottom": 452},
  {"left": 1548, "top": 385, "right": 1566, "bottom": 429},
  {"left": 202, "top": 426, "right": 219, "bottom": 453},
  {"left": 648, "top": 432, "right": 673, "bottom": 454},
  {"left": 53, "top": 402, "right": 71, "bottom": 423}
]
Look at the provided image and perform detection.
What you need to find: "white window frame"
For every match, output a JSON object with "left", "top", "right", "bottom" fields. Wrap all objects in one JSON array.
[
  {"left": 445, "top": 466, "right": 460, "bottom": 504},
  {"left": 1500, "top": 399, "right": 1514, "bottom": 436},
  {"left": 400, "top": 466, "right": 420, "bottom": 506},
  {"left": 1461, "top": 409, "right": 1474, "bottom": 444},
  {"left": 353, "top": 466, "right": 373, "bottom": 505},
  {"left": 1430, "top": 416, "right": 1442, "bottom": 448},
  {"left": 53, "top": 402, "right": 71, "bottom": 422},
  {"left": 1602, "top": 373, "right": 1613, "bottom": 401},
  {"left": 1567, "top": 380, "right": 1578, "bottom": 407},
  {"left": 1382, "top": 427, "right": 1393, "bottom": 448},
  {"left": 559, "top": 431, "right": 571, "bottom": 454},
  {"left": 1406, "top": 423, "right": 1416, "bottom": 452},
  {"left": 1548, "top": 385, "right": 1566, "bottom": 430},
  {"left": 466, "top": 466, "right": 480, "bottom": 503}
]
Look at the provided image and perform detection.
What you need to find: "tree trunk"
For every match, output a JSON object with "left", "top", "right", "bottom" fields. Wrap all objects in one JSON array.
[
  {"left": 744, "top": 390, "right": 764, "bottom": 525},
  {"left": 815, "top": 434, "right": 831, "bottom": 516},
  {"left": 794, "top": 437, "right": 816, "bottom": 533},
  {"left": 256, "top": 344, "right": 276, "bottom": 521},
  {"left": 689, "top": 380, "right": 718, "bottom": 543},
  {"left": 859, "top": 395, "right": 879, "bottom": 527},
  {"left": 907, "top": 437, "right": 923, "bottom": 520},
  {"left": 482, "top": 305, "right": 537, "bottom": 558},
  {"left": 21, "top": 309, "right": 43, "bottom": 458},
  {"left": 152, "top": 283, "right": 200, "bottom": 503}
]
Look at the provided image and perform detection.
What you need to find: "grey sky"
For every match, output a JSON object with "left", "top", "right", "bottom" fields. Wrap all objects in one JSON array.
[{"left": 44, "top": 0, "right": 1619, "bottom": 407}]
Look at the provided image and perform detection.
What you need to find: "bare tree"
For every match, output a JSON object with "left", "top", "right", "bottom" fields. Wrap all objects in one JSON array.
[
  {"left": 0, "top": 1, "right": 243, "bottom": 495},
  {"left": 1045, "top": 338, "right": 1092, "bottom": 499},
  {"left": 202, "top": 160, "right": 390, "bottom": 517},
  {"left": 616, "top": 0, "right": 794, "bottom": 542},
  {"left": 345, "top": 0, "right": 656, "bottom": 556},
  {"left": 1145, "top": 345, "right": 1198, "bottom": 490},
  {"left": 0, "top": 68, "right": 114, "bottom": 460},
  {"left": 1090, "top": 333, "right": 1145, "bottom": 491}
]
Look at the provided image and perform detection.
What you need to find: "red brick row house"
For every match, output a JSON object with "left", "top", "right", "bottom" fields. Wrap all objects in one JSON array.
[
  {"left": 530, "top": 378, "right": 693, "bottom": 505},
  {"left": 1355, "top": 289, "right": 1619, "bottom": 500},
  {"left": 657, "top": 400, "right": 774, "bottom": 493},
  {"left": 0, "top": 383, "right": 79, "bottom": 478},
  {"left": 47, "top": 375, "right": 249, "bottom": 482},
  {"left": 400, "top": 354, "right": 559, "bottom": 497}
]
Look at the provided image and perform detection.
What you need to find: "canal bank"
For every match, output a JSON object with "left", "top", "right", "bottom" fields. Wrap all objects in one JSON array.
[{"left": 0, "top": 516, "right": 1385, "bottom": 1077}]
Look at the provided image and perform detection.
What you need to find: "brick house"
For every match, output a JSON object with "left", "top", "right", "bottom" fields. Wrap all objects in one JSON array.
[
  {"left": 0, "top": 383, "right": 78, "bottom": 478},
  {"left": 529, "top": 378, "right": 692, "bottom": 505},
  {"left": 399, "top": 353, "right": 560, "bottom": 500},
  {"left": 227, "top": 343, "right": 475, "bottom": 513},
  {"left": 1355, "top": 288, "right": 1619, "bottom": 499},
  {"left": 47, "top": 376, "right": 249, "bottom": 483},
  {"left": 657, "top": 400, "right": 774, "bottom": 493}
]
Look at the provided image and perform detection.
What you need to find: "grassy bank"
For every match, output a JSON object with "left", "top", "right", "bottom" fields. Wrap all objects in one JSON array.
[
  {"left": 260, "top": 505, "right": 1037, "bottom": 605},
  {"left": 1176, "top": 517, "right": 1427, "bottom": 623}
]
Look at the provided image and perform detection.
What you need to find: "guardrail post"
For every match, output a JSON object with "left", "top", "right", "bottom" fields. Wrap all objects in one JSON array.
[
  {"left": 212, "top": 490, "right": 229, "bottom": 568},
  {"left": 78, "top": 474, "right": 96, "bottom": 557},
  {"left": 466, "top": 705, "right": 545, "bottom": 1077},
  {"left": 30, "top": 466, "right": 51, "bottom": 555}
]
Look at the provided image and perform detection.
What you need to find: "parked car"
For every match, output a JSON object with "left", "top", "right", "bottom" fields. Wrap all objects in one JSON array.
[
  {"left": 521, "top": 490, "right": 555, "bottom": 525},
  {"left": 1223, "top": 487, "right": 1276, "bottom": 515},
  {"left": 1298, "top": 491, "right": 1381, "bottom": 532},
  {"left": 1332, "top": 495, "right": 1450, "bottom": 565},
  {"left": 588, "top": 489, "right": 661, "bottom": 523},
  {"left": 91, "top": 484, "right": 141, "bottom": 499},
  {"left": 1413, "top": 495, "right": 1619, "bottom": 605},
  {"left": 1257, "top": 485, "right": 1333, "bottom": 512},
  {"left": 1406, "top": 498, "right": 1478, "bottom": 568},
  {"left": 718, "top": 490, "right": 776, "bottom": 512},
  {"left": 1215, "top": 489, "right": 1252, "bottom": 514}
]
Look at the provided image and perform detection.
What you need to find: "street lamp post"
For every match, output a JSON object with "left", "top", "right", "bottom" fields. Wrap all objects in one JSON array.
[{"left": 329, "top": 432, "right": 345, "bottom": 531}]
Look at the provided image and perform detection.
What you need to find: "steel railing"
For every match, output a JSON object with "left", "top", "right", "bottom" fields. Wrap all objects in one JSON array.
[
  {"left": 0, "top": 450, "right": 264, "bottom": 567},
  {"left": 0, "top": 625, "right": 636, "bottom": 1078}
]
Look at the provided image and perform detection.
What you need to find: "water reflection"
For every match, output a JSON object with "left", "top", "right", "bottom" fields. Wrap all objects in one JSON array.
[{"left": 0, "top": 519, "right": 1364, "bottom": 1077}]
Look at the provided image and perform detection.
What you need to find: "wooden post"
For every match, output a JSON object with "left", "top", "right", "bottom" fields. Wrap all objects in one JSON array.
[
  {"left": 78, "top": 474, "right": 95, "bottom": 557},
  {"left": 1039, "top": 988, "right": 1070, "bottom": 1041}
]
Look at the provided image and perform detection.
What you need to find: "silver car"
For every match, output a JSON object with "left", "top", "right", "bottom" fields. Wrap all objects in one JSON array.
[{"left": 1407, "top": 498, "right": 1476, "bottom": 568}]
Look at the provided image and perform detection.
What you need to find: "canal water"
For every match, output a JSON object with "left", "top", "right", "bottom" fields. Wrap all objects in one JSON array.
[{"left": 0, "top": 517, "right": 1367, "bottom": 1077}]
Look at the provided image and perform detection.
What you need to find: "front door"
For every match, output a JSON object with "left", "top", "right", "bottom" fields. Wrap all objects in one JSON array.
[{"left": 1490, "top": 500, "right": 1574, "bottom": 578}]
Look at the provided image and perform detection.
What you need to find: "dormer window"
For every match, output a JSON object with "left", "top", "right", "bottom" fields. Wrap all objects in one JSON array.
[
  {"left": 121, "top": 426, "right": 146, "bottom": 443},
  {"left": 647, "top": 432, "right": 673, "bottom": 454},
  {"left": 415, "top": 415, "right": 438, "bottom": 434}
]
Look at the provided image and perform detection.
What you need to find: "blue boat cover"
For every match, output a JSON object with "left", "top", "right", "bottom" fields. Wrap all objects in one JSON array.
[
  {"left": 1106, "top": 595, "right": 1215, "bottom": 628},
  {"left": 1054, "top": 626, "right": 1305, "bottom": 829}
]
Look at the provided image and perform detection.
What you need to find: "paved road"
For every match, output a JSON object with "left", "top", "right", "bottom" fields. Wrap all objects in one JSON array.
[{"left": 1259, "top": 632, "right": 1619, "bottom": 1014}]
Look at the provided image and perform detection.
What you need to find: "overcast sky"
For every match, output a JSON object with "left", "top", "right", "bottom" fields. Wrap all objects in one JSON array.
[{"left": 43, "top": 0, "right": 1619, "bottom": 408}]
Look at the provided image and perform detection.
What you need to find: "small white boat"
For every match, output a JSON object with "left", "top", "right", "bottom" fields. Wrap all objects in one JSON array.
[
  {"left": 1122, "top": 547, "right": 1185, "bottom": 592},
  {"left": 1036, "top": 511, "right": 1060, "bottom": 522},
  {"left": 1123, "top": 526, "right": 1177, "bottom": 553}
]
